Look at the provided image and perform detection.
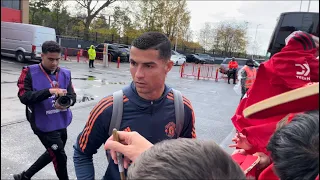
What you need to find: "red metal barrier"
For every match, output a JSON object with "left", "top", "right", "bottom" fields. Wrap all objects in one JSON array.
[
  {"left": 64, "top": 48, "right": 68, "bottom": 61},
  {"left": 181, "top": 63, "right": 218, "bottom": 81},
  {"left": 77, "top": 50, "right": 80, "bottom": 62},
  {"left": 117, "top": 56, "right": 120, "bottom": 68}
]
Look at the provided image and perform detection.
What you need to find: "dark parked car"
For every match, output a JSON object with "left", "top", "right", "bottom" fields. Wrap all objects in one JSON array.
[
  {"left": 83, "top": 43, "right": 128, "bottom": 62},
  {"left": 186, "top": 53, "right": 215, "bottom": 64},
  {"left": 219, "top": 58, "right": 260, "bottom": 74},
  {"left": 118, "top": 46, "right": 130, "bottom": 61}
]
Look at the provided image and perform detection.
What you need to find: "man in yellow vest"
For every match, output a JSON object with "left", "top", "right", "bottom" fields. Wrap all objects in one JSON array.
[
  {"left": 88, "top": 45, "right": 96, "bottom": 68},
  {"left": 240, "top": 59, "right": 257, "bottom": 99}
]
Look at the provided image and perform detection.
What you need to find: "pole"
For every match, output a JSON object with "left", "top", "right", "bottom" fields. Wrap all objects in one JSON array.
[
  {"left": 299, "top": 0, "right": 303, "bottom": 12},
  {"left": 307, "top": 0, "right": 311, "bottom": 12},
  {"left": 103, "top": 43, "right": 108, "bottom": 67},
  {"left": 252, "top": 24, "right": 261, "bottom": 59},
  {"left": 175, "top": 36, "right": 178, "bottom": 51}
]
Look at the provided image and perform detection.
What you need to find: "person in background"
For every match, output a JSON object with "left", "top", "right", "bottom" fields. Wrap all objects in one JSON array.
[
  {"left": 88, "top": 45, "right": 96, "bottom": 68},
  {"left": 240, "top": 59, "right": 257, "bottom": 99},
  {"left": 14, "top": 41, "right": 76, "bottom": 180},
  {"left": 228, "top": 57, "right": 239, "bottom": 84}
]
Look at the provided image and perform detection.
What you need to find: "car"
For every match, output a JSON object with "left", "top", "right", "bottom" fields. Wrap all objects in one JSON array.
[
  {"left": 186, "top": 53, "right": 215, "bottom": 64},
  {"left": 1, "top": 22, "right": 56, "bottom": 62},
  {"left": 219, "top": 58, "right": 260, "bottom": 74},
  {"left": 118, "top": 46, "right": 130, "bottom": 62},
  {"left": 171, "top": 50, "right": 186, "bottom": 66},
  {"left": 84, "top": 43, "right": 128, "bottom": 62}
]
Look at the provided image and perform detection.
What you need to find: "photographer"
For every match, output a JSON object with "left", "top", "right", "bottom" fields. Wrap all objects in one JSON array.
[{"left": 14, "top": 41, "right": 76, "bottom": 180}]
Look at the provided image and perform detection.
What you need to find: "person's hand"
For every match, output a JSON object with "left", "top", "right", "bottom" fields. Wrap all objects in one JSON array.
[
  {"left": 231, "top": 148, "right": 247, "bottom": 155},
  {"left": 253, "top": 152, "right": 271, "bottom": 170},
  {"left": 229, "top": 132, "right": 253, "bottom": 150},
  {"left": 49, "top": 88, "right": 67, "bottom": 96},
  {"left": 104, "top": 131, "right": 153, "bottom": 169}
]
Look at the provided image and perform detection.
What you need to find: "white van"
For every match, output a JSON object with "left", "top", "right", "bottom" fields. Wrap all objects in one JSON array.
[{"left": 1, "top": 22, "right": 56, "bottom": 62}]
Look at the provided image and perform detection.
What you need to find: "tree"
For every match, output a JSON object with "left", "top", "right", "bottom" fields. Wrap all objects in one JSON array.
[
  {"left": 112, "top": 6, "right": 133, "bottom": 36},
  {"left": 135, "top": 0, "right": 190, "bottom": 42},
  {"left": 198, "top": 22, "right": 214, "bottom": 50},
  {"left": 29, "top": 0, "right": 52, "bottom": 24},
  {"left": 213, "top": 20, "right": 249, "bottom": 55},
  {"left": 50, "top": 0, "right": 70, "bottom": 35},
  {"left": 75, "top": 0, "right": 117, "bottom": 40},
  {"left": 91, "top": 15, "right": 109, "bottom": 29}
]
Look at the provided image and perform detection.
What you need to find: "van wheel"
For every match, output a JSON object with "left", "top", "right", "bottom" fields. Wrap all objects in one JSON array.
[{"left": 16, "top": 51, "right": 26, "bottom": 63}]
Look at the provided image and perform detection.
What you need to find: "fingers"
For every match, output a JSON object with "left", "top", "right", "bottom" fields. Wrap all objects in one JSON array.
[
  {"left": 232, "top": 137, "right": 239, "bottom": 142},
  {"left": 229, "top": 144, "right": 238, "bottom": 148},
  {"left": 104, "top": 140, "right": 127, "bottom": 155},
  {"left": 123, "top": 156, "right": 131, "bottom": 169},
  {"left": 110, "top": 150, "right": 118, "bottom": 164},
  {"left": 116, "top": 131, "right": 133, "bottom": 143}
]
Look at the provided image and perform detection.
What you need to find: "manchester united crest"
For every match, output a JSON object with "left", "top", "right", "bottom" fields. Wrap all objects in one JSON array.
[{"left": 165, "top": 122, "right": 176, "bottom": 138}]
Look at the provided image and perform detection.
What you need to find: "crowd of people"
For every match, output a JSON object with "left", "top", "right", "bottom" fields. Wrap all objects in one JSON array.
[{"left": 14, "top": 30, "right": 318, "bottom": 180}]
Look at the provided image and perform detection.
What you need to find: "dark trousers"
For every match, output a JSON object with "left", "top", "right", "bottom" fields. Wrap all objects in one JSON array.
[
  {"left": 227, "top": 69, "right": 237, "bottom": 83},
  {"left": 24, "top": 129, "right": 69, "bottom": 180},
  {"left": 89, "top": 60, "right": 95, "bottom": 68}
]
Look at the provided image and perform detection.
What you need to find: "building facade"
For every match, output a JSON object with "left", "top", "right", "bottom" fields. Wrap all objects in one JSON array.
[{"left": 1, "top": 0, "right": 29, "bottom": 23}]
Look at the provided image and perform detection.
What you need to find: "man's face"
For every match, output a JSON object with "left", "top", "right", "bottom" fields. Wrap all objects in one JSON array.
[
  {"left": 41, "top": 52, "right": 61, "bottom": 71},
  {"left": 129, "top": 46, "right": 173, "bottom": 97}
]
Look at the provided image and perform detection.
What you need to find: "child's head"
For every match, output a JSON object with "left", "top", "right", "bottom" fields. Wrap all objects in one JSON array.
[
  {"left": 268, "top": 110, "right": 319, "bottom": 180},
  {"left": 127, "top": 138, "right": 246, "bottom": 180}
]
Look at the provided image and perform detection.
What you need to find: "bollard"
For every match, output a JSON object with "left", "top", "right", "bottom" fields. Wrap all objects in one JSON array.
[
  {"left": 197, "top": 66, "right": 201, "bottom": 80},
  {"left": 215, "top": 68, "right": 219, "bottom": 82},
  {"left": 117, "top": 56, "right": 120, "bottom": 68},
  {"left": 77, "top": 50, "right": 80, "bottom": 63},
  {"left": 180, "top": 63, "right": 185, "bottom": 78},
  {"left": 64, "top": 48, "right": 68, "bottom": 61}
]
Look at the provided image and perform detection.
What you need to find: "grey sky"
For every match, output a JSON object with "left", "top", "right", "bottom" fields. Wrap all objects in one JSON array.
[
  {"left": 187, "top": 1, "right": 319, "bottom": 55},
  {"left": 65, "top": 1, "right": 319, "bottom": 55}
]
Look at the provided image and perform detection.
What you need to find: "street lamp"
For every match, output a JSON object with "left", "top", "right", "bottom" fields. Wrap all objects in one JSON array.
[
  {"left": 252, "top": 24, "right": 261, "bottom": 59},
  {"left": 307, "top": 0, "right": 311, "bottom": 12}
]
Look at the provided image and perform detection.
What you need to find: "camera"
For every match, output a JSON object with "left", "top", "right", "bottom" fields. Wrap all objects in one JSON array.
[{"left": 55, "top": 96, "right": 71, "bottom": 108}]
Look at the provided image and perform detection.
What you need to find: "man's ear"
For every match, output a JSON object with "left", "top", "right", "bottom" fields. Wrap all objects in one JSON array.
[{"left": 165, "top": 60, "right": 174, "bottom": 74}]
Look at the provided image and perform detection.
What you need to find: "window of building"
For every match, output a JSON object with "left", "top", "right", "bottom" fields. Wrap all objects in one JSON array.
[{"left": 1, "top": 0, "right": 20, "bottom": 10}]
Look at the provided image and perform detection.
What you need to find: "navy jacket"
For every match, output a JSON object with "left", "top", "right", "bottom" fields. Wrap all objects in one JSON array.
[{"left": 73, "top": 82, "right": 196, "bottom": 180}]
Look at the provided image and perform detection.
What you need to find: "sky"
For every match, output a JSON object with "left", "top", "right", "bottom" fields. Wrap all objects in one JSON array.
[
  {"left": 187, "top": 1, "right": 319, "bottom": 55},
  {"left": 65, "top": 1, "right": 319, "bottom": 55}
]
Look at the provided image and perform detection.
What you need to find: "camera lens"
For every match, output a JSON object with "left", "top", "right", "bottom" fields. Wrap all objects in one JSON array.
[{"left": 57, "top": 96, "right": 71, "bottom": 107}]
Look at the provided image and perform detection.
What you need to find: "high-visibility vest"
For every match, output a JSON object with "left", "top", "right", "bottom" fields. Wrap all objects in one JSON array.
[{"left": 244, "top": 65, "right": 257, "bottom": 89}]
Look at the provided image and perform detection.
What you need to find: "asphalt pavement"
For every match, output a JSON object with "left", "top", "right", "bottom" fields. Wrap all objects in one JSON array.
[{"left": 1, "top": 57, "right": 239, "bottom": 179}]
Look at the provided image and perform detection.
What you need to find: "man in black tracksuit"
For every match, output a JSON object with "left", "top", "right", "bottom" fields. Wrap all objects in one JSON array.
[
  {"left": 14, "top": 41, "right": 76, "bottom": 180},
  {"left": 73, "top": 32, "right": 196, "bottom": 180}
]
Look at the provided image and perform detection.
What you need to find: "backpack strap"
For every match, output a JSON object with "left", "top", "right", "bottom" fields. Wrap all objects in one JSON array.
[
  {"left": 172, "top": 89, "right": 185, "bottom": 137},
  {"left": 108, "top": 90, "right": 124, "bottom": 136}
]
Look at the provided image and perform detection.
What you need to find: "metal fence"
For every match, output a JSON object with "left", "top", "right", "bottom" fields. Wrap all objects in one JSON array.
[{"left": 57, "top": 34, "right": 265, "bottom": 61}]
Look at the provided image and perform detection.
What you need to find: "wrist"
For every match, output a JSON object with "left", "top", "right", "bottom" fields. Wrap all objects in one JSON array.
[{"left": 49, "top": 88, "right": 56, "bottom": 94}]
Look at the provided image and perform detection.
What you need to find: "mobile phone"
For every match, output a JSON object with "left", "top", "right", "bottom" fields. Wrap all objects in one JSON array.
[{"left": 112, "top": 129, "right": 126, "bottom": 180}]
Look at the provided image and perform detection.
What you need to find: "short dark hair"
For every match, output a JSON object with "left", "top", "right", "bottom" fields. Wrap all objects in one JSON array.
[
  {"left": 127, "top": 138, "right": 246, "bottom": 180},
  {"left": 131, "top": 32, "right": 171, "bottom": 60},
  {"left": 42, "top": 41, "right": 61, "bottom": 54},
  {"left": 246, "top": 59, "right": 254, "bottom": 66},
  {"left": 267, "top": 110, "right": 319, "bottom": 180}
]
